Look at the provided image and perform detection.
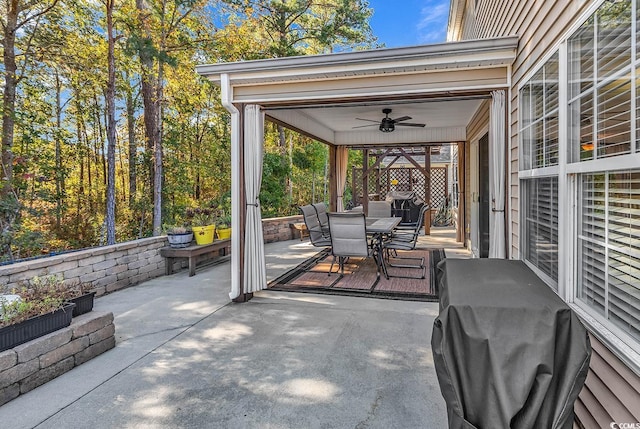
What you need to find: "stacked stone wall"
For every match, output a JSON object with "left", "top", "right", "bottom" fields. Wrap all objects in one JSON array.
[
  {"left": 0, "top": 311, "right": 115, "bottom": 405},
  {"left": 0, "top": 237, "right": 167, "bottom": 297},
  {"left": 262, "top": 215, "right": 303, "bottom": 243}
]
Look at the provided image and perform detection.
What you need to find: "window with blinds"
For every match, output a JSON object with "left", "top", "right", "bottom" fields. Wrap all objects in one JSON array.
[
  {"left": 568, "top": 1, "right": 634, "bottom": 162},
  {"left": 518, "top": 0, "right": 640, "bottom": 360},
  {"left": 578, "top": 170, "right": 640, "bottom": 341},
  {"left": 520, "top": 53, "right": 559, "bottom": 170},
  {"left": 523, "top": 178, "right": 559, "bottom": 287}
]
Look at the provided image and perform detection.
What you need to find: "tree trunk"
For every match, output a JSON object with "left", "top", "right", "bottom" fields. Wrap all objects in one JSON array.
[
  {"left": 136, "top": 0, "right": 163, "bottom": 235},
  {"left": 126, "top": 93, "right": 137, "bottom": 210},
  {"left": 152, "top": 60, "right": 164, "bottom": 236},
  {"left": 54, "top": 72, "right": 64, "bottom": 231},
  {"left": 75, "top": 104, "right": 85, "bottom": 239},
  {"left": 105, "top": 0, "right": 117, "bottom": 245},
  {"left": 1, "top": 3, "right": 18, "bottom": 199}
]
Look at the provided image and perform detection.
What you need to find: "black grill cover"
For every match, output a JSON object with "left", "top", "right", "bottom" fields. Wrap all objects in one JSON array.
[
  {"left": 432, "top": 259, "right": 591, "bottom": 429},
  {"left": 387, "top": 191, "right": 424, "bottom": 224}
]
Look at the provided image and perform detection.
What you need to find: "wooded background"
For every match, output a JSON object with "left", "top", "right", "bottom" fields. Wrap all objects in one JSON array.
[{"left": 0, "top": 0, "right": 377, "bottom": 261}]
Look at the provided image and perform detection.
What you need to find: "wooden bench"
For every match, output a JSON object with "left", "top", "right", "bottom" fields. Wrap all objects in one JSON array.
[
  {"left": 160, "top": 239, "right": 231, "bottom": 277},
  {"left": 289, "top": 222, "right": 309, "bottom": 241}
]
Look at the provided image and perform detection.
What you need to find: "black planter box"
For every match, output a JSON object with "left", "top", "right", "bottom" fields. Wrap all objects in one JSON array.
[
  {"left": 68, "top": 292, "right": 96, "bottom": 317},
  {"left": 0, "top": 303, "right": 75, "bottom": 352}
]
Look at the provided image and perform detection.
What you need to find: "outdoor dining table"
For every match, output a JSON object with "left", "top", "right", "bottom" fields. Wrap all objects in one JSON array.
[
  {"left": 432, "top": 259, "right": 591, "bottom": 429},
  {"left": 365, "top": 216, "right": 402, "bottom": 278}
]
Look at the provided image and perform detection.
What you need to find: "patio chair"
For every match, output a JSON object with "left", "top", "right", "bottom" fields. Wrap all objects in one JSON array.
[
  {"left": 367, "top": 201, "right": 391, "bottom": 219},
  {"left": 394, "top": 204, "right": 430, "bottom": 235},
  {"left": 299, "top": 205, "right": 331, "bottom": 248},
  {"left": 327, "top": 212, "right": 380, "bottom": 289},
  {"left": 395, "top": 203, "right": 429, "bottom": 231},
  {"left": 383, "top": 204, "right": 428, "bottom": 279},
  {"left": 312, "top": 202, "right": 329, "bottom": 231}
]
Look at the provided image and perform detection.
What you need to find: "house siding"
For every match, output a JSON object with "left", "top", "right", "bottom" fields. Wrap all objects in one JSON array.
[
  {"left": 459, "top": 0, "right": 592, "bottom": 259},
  {"left": 454, "top": 1, "right": 640, "bottom": 426},
  {"left": 575, "top": 335, "right": 640, "bottom": 428}
]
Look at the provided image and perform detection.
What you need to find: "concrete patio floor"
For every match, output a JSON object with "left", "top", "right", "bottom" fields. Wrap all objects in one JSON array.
[{"left": 0, "top": 227, "right": 468, "bottom": 428}]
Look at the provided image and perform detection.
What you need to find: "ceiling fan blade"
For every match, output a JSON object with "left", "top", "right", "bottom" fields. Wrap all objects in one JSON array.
[
  {"left": 392, "top": 116, "right": 412, "bottom": 123},
  {"left": 396, "top": 122, "right": 426, "bottom": 127},
  {"left": 352, "top": 123, "right": 379, "bottom": 129},
  {"left": 355, "top": 118, "right": 380, "bottom": 123}
]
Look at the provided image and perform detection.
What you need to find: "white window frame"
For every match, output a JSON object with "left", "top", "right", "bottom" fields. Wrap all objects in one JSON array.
[
  {"left": 518, "top": 50, "right": 562, "bottom": 291},
  {"left": 517, "top": 0, "right": 640, "bottom": 373}
]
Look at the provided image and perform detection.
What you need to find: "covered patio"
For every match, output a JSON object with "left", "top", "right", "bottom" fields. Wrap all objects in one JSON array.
[
  {"left": 0, "top": 232, "right": 468, "bottom": 428},
  {"left": 196, "top": 36, "right": 518, "bottom": 302}
]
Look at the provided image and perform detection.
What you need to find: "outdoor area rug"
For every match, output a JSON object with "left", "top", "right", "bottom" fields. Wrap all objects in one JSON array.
[{"left": 268, "top": 248, "right": 445, "bottom": 301}]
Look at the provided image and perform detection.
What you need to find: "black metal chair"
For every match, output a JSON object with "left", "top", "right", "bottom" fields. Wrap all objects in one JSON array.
[
  {"left": 383, "top": 204, "right": 428, "bottom": 279},
  {"left": 327, "top": 212, "right": 380, "bottom": 290}
]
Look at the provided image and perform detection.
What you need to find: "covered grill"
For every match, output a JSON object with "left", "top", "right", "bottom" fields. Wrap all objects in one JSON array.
[{"left": 387, "top": 191, "right": 425, "bottom": 225}]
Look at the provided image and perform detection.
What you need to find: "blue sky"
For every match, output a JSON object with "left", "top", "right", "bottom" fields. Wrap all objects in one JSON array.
[{"left": 368, "top": 0, "right": 450, "bottom": 48}]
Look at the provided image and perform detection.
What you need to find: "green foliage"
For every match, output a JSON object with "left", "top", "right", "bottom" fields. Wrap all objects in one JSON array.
[
  {"left": 0, "top": 275, "right": 76, "bottom": 328},
  {"left": 0, "top": 0, "right": 375, "bottom": 259},
  {"left": 185, "top": 207, "right": 218, "bottom": 226},
  {"left": 260, "top": 152, "right": 291, "bottom": 217}
]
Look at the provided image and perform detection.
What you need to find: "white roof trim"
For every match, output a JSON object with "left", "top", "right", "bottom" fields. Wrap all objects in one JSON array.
[
  {"left": 447, "top": 0, "right": 465, "bottom": 42},
  {"left": 197, "top": 36, "right": 518, "bottom": 85}
]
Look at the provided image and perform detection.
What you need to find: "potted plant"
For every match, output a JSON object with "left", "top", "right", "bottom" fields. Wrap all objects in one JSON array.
[
  {"left": 216, "top": 213, "right": 232, "bottom": 240},
  {"left": 165, "top": 225, "right": 194, "bottom": 248},
  {"left": 0, "top": 276, "right": 75, "bottom": 352},
  {"left": 186, "top": 207, "right": 217, "bottom": 245},
  {"left": 65, "top": 281, "right": 96, "bottom": 317}
]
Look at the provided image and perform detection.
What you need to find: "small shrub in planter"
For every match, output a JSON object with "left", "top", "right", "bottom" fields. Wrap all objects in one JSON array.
[
  {"left": 165, "top": 225, "right": 194, "bottom": 248},
  {"left": 186, "top": 207, "right": 218, "bottom": 245},
  {"left": 0, "top": 276, "right": 77, "bottom": 351},
  {"left": 65, "top": 281, "right": 96, "bottom": 317},
  {"left": 216, "top": 214, "right": 232, "bottom": 240}
]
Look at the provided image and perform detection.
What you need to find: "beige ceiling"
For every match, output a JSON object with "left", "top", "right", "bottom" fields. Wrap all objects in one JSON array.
[
  {"left": 197, "top": 36, "right": 518, "bottom": 146},
  {"left": 265, "top": 98, "right": 484, "bottom": 146},
  {"left": 284, "top": 99, "right": 483, "bottom": 132}
]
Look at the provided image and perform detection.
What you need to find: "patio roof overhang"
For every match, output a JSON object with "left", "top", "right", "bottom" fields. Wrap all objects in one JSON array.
[{"left": 196, "top": 36, "right": 518, "bottom": 146}]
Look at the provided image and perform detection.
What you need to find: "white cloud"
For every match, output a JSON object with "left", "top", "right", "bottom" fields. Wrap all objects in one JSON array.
[{"left": 416, "top": 1, "right": 449, "bottom": 44}]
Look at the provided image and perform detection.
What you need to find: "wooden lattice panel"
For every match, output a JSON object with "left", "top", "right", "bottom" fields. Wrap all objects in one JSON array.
[
  {"left": 352, "top": 167, "right": 448, "bottom": 208},
  {"left": 430, "top": 167, "right": 447, "bottom": 208},
  {"left": 351, "top": 166, "right": 446, "bottom": 208}
]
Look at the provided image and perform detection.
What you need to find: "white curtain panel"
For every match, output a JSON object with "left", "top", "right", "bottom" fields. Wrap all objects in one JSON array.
[
  {"left": 489, "top": 90, "right": 506, "bottom": 259},
  {"left": 242, "top": 105, "right": 267, "bottom": 295},
  {"left": 336, "top": 146, "right": 348, "bottom": 212}
]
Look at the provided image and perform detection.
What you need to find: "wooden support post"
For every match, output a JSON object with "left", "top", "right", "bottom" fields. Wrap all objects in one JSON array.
[
  {"left": 457, "top": 141, "right": 465, "bottom": 243},
  {"left": 362, "top": 149, "right": 369, "bottom": 215},
  {"left": 328, "top": 145, "right": 337, "bottom": 211},
  {"left": 351, "top": 165, "right": 357, "bottom": 208},
  {"left": 424, "top": 145, "right": 431, "bottom": 235}
]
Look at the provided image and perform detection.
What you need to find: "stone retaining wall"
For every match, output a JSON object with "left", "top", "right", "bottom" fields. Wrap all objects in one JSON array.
[
  {"left": 0, "top": 237, "right": 167, "bottom": 297},
  {"left": 0, "top": 216, "right": 302, "bottom": 294},
  {"left": 262, "top": 215, "right": 303, "bottom": 243},
  {"left": 0, "top": 311, "right": 115, "bottom": 406}
]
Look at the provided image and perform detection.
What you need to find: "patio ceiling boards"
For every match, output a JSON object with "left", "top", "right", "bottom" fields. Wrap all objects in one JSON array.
[{"left": 196, "top": 36, "right": 518, "bottom": 147}]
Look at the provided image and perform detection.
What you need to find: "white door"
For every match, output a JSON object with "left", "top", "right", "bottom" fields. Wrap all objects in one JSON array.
[{"left": 470, "top": 140, "right": 480, "bottom": 258}]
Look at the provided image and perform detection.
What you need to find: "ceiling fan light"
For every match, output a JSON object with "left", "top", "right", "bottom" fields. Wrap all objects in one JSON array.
[{"left": 379, "top": 119, "right": 394, "bottom": 132}]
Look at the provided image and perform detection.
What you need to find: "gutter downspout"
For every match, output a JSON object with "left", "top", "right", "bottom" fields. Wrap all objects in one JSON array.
[{"left": 221, "top": 73, "right": 241, "bottom": 300}]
